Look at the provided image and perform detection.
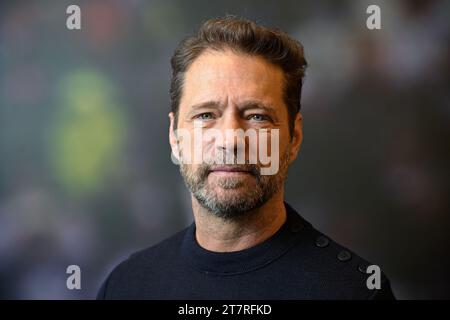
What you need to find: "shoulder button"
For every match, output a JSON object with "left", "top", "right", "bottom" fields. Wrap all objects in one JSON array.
[
  {"left": 315, "top": 235, "right": 330, "bottom": 248},
  {"left": 358, "top": 264, "right": 368, "bottom": 273},
  {"left": 337, "top": 250, "right": 352, "bottom": 262}
]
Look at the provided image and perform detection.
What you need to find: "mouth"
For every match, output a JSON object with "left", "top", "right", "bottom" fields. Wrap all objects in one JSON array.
[{"left": 208, "top": 166, "right": 253, "bottom": 175}]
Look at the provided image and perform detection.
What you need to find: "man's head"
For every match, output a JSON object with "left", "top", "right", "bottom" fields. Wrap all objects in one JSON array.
[{"left": 168, "top": 16, "right": 307, "bottom": 219}]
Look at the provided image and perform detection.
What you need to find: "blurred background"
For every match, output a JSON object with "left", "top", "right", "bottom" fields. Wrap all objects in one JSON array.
[{"left": 0, "top": 0, "right": 449, "bottom": 299}]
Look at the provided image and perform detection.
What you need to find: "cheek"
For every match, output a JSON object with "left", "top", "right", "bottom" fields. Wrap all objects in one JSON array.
[
  {"left": 275, "top": 126, "right": 292, "bottom": 155},
  {"left": 253, "top": 129, "right": 287, "bottom": 159},
  {"left": 200, "top": 139, "right": 217, "bottom": 162}
]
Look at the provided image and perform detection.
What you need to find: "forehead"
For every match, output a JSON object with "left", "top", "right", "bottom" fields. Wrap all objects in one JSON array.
[{"left": 180, "top": 49, "right": 286, "bottom": 111}]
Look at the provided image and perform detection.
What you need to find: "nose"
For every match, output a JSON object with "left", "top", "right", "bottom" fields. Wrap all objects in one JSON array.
[{"left": 215, "top": 110, "right": 246, "bottom": 163}]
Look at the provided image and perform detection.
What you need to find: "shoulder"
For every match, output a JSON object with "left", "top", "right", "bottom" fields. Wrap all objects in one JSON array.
[
  {"left": 96, "top": 225, "right": 190, "bottom": 299},
  {"left": 287, "top": 212, "right": 395, "bottom": 299}
]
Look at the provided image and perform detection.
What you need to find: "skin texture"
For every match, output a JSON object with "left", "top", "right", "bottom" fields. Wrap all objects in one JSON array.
[{"left": 169, "top": 49, "right": 303, "bottom": 252}]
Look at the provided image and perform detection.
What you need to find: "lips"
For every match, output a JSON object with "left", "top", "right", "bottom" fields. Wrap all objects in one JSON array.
[{"left": 209, "top": 166, "right": 252, "bottom": 173}]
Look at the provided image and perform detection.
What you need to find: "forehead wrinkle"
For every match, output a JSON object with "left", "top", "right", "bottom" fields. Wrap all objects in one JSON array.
[{"left": 180, "top": 50, "right": 287, "bottom": 121}]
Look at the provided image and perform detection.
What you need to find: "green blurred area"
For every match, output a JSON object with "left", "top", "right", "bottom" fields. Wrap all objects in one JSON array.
[{"left": 50, "top": 70, "right": 126, "bottom": 196}]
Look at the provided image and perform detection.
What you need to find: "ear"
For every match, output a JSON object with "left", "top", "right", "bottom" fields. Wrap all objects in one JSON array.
[
  {"left": 168, "top": 112, "right": 180, "bottom": 161},
  {"left": 288, "top": 112, "right": 303, "bottom": 163}
]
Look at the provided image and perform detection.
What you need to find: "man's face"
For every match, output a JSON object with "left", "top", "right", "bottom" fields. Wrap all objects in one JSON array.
[{"left": 169, "top": 49, "right": 302, "bottom": 218}]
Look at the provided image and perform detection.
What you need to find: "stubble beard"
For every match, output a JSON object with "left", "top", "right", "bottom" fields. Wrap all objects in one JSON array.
[{"left": 179, "top": 150, "right": 291, "bottom": 220}]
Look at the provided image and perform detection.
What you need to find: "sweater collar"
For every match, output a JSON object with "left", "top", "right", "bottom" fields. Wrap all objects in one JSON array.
[{"left": 180, "top": 202, "right": 311, "bottom": 275}]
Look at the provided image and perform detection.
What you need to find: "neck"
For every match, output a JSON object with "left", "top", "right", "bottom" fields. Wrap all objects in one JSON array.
[{"left": 191, "top": 190, "right": 287, "bottom": 252}]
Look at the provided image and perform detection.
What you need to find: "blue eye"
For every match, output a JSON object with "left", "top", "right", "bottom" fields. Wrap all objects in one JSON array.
[
  {"left": 197, "top": 113, "right": 214, "bottom": 120},
  {"left": 249, "top": 114, "right": 268, "bottom": 121}
]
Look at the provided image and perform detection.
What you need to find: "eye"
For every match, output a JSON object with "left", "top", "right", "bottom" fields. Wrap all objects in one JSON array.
[
  {"left": 196, "top": 112, "right": 214, "bottom": 120},
  {"left": 248, "top": 114, "right": 269, "bottom": 122}
]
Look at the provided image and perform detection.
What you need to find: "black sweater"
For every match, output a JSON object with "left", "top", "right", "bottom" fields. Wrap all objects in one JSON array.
[{"left": 97, "top": 203, "right": 395, "bottom": 299}]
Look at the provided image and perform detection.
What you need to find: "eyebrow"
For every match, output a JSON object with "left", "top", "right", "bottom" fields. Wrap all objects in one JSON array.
[
  {"left": 239, "top": 100, "right": 277, "bottom": 115},
  {"left": 189, "top": 100, "right": 224, "bottom": 111},
  {"left": 188, "top": 100, "right": 277, "bottom": 114}
]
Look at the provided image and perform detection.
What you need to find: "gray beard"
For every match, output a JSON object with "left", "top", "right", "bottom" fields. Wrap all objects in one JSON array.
[{"left": 179, "top": 151, "right": 290, "bottom": 220}]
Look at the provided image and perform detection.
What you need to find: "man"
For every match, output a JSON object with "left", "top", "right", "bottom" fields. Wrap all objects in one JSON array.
[{"left": 97, "top": 16, "right": 395, "bottom": 299}]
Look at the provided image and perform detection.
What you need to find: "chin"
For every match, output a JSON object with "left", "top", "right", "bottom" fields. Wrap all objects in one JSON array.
[{"left": 213, "top": 188, "right": 246, "bottom": 199}]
